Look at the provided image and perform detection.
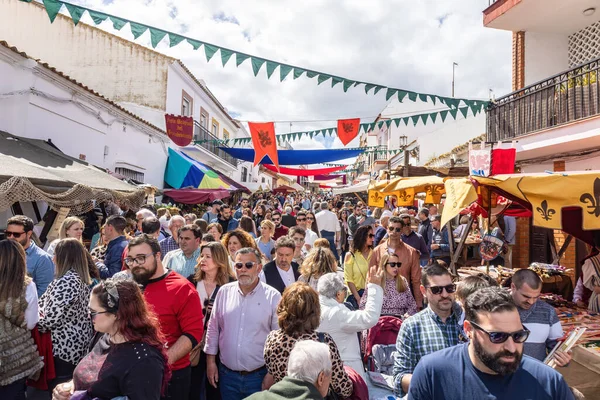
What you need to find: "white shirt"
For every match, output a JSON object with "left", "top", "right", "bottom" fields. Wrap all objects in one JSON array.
[
  {"left": 316, "top": 210, "right": 341, "bottom": 233},
  {"left": 381, "top": 210, "right": 393, "bottom": 220},
  {"left": 25, "top": 281, "right": 39, "bottom": 330},
  {"left": 305, "top": 229, "right": 318, "bottom": 248},
  {"left": 277, "top": 265, "right": 297, "bottom": 288}
]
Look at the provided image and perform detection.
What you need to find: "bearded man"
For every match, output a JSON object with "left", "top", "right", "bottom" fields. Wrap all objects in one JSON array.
[{"left": 408, "top": 287, "right": 574, "bottom": 400}]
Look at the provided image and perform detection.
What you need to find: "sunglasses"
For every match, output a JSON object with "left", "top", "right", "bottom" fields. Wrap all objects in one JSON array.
[
  {"left": 388, "top": 227, "right": 403, "bottom": 232},
  {"left": 368, "top": 233, "right": 375, "bottom": 238},
  {"left": 427, "top": 284, "right": 457, "bottom": 295},
  {"left": 89, "top": 309, "right": 109, "bottom": 319},
  {"left": 386, "top": 262, "right": 402, "bottom": 268},
  {"left": 272, "top": 218, "right": 281, "bottom": 222},
  {"left": 296, "top": 218, "right": 306, "bottom": 222},
  {"left": 235, "top": 262, "right": 256, "bottom": 270},
  {"left": 306, "top": 217, "right": 314, "bottom": 220},
  {"left": 470, "top": 320, "right": 530, "bottom": 344},
  {"left": 5, "top": 231, "right": 26, "bottom": 238}
]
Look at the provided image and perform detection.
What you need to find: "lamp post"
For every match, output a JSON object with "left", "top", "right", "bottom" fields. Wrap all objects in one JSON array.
[{"left": 452, "top": 62, "right": 458, "bottom": 98}]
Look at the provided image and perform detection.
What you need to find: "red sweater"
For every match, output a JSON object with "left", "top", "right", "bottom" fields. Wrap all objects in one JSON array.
[{"left": 143, "top": 271, "right": 204, "bottom": 371}]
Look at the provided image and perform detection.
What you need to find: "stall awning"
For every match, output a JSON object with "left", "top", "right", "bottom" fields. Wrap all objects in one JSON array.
[
  {"left": 332, "top": 179, "right": 370, "bottom": 195},
  {"left": 165, "top": 148, "right": 249, "bottom": 193},
  {"left": 162, "top": 189, "right": 230, "bottom": 204},
  {"left": 0, "top": 131, "right": 137, "bottom": 192}
]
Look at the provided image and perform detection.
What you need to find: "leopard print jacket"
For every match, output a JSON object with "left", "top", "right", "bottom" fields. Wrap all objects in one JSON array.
[{"left": 264, "top": 329, "right": 353, "bottom": 398}]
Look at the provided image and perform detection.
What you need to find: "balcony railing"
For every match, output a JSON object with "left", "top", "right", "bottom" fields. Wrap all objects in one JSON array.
[
  {"left": 487, "top": 56, "right": 600, "bottom": 142},
  {"left": 193, "top": 122, "right": 238, "bottom": 167}
]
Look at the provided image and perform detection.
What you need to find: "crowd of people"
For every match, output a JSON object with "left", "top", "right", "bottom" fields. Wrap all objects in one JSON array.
[{"left": 0, "top": 191, "right": 579, "bottom": 400}]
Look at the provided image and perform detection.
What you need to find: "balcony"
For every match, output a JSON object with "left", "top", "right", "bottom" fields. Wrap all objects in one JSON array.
[
  {"left": 193, "top": 122, "right": 238, "bottom": 167},
  {"left": 487, "top": 56, "right": 600, "bottom": 142}
]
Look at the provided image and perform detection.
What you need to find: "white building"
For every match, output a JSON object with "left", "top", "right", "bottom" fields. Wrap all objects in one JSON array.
[
  {"left": 483, "top": 0, "right": 600, "bottom": 173},
  {"left": 0, "top": 40, "right": 168, "bottom": 188},
  {"left": 0, "top": 0, "right": 246, "bottom": 182}
]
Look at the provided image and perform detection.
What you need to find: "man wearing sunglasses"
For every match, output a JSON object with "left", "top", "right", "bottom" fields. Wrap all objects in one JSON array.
[
  {"left": 409, "top": 287, "right": 573, "bottom": 399},
  {"left": 393, "top": 263, "right": 462, "bottom": 397},
  {"left": 511, "top": 269, "right": 571, "bottom": 367},
  {"left": 295, "top": 211, "right": 318, "bottom": 251},
  {"left": 205, "top": 247, "right": 281, "bottom": 399},
  {"left": 271, "top": 211, "right": 289, "bottom": 240},
  {"left": 6, "top": 215, "right": 54, "bottom": 297},
  {"left": 370, "top": 216, "right": 422, "bottom": 308}
]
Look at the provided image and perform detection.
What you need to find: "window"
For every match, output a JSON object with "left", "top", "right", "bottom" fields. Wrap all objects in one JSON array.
[
  {"left": 223, "top": 129, "right": 230, "bottom": 141},
  {"left": 241, "top": 167, "right": 248, "bottom": 182},
  {"left": 261, "top": 177, "right": 266, "bottom": 183},
  {"left": 181, "top": 90, "right": 193, "bottom": 117},
  {"left": 211, "top": 118, "right": 219, "bottom": 137},
  {"left": 115, "top": 167, "right": 145, "bottom": 182},
  {"left": 200, "top": 108, "right": 209, "bottom": 129}
]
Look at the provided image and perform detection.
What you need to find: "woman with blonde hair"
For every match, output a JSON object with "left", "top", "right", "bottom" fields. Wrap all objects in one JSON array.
[
  {"left": 298, "top": 247, "right": 338, "bottom": 291},
  {"left": 256, "top": 219, "right": 276, "bottom": 262},
  {"left": 46, "top": 216, "right": 85, "bottom": 256},
  {"left": 189, "top": 242, "right": 235, "bottom": 400},
  {"left": 263, "top": 282, "right": 353, "bottom": 398},
  {"left": 359, "top": 252, "right": 417, "bottom": 317},
  {"left": 39, "top": 238, "right": 93, "bottom": 391},
  {"left": 0, "top": 240, "right": 43, "bottom": 397}
]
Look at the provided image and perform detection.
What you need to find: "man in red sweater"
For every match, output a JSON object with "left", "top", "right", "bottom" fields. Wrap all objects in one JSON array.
[{"left": 126, "top": 234, "right": 203, "bottom": 400}]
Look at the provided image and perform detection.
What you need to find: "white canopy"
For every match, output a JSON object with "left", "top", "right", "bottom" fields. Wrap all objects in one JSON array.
[{"left": 332, "top": 179, "right": 370, "bottom": 195}]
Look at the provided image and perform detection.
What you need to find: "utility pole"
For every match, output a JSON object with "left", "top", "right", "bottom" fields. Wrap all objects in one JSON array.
[{"left": 452, "top": 62, "right": 458, "bottom": 98}]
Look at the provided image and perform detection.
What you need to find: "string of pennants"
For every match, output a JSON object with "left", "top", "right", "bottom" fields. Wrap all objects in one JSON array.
[
  {"left": 195, "top": 101, "right": 485, "bottom": 146},
  {"left": 24, "top": 0, "right": 489, "bottom": 109}
]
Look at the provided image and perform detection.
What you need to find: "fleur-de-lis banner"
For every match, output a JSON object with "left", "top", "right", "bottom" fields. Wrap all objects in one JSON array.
[
  {"left": 337, "top": 118, "right": 361, "bottom": 146},
  {"left": 368, "top": 190, "right": 385, "bottom": 208},
  {"left": 425, "top": 184, "right": 444, "bottom": 204},
  {"left": 248, "top": 122, "right": 279, "bottom": 170},
  {"left": 395, "top": 188, "right": 415, "bottom": 207}
]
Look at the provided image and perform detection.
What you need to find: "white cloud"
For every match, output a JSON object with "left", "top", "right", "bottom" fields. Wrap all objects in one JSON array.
[{"left": 75, "top": 0, "right": 510, "bottom": 155}]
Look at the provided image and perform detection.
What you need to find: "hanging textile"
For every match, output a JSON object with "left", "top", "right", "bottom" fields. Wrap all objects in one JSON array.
[
  {"left": 262, "top": 164, "right": 345, "bottom": 176},
  {"left": 219, "top": 147, "right": 365, "bottom": 165},
  {"left": 248, "top": 122, "right": 279, "bottom": 170},
  {"left": 490, "top": 148, "right": 516, "bottom": 175}
]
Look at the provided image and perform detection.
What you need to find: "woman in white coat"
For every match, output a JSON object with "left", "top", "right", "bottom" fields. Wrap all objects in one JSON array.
[{"left": 316, "top": 267, "right": 383, "bottom": 379}]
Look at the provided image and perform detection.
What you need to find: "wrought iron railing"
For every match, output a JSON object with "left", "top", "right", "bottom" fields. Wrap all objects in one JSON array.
[
  {"left": 487, "top": 56, "right": 600, "bottom": 141},
  {"left": 193, "top": 122, "right": 238, "bottom": 167}
]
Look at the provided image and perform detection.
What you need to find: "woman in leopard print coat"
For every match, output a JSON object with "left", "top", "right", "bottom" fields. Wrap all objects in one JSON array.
[{"left": 38, "top": 239, "right": 94, "bottom": 391}]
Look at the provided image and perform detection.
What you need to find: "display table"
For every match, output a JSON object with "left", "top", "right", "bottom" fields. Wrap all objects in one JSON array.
[{"left": 560, "top": 346, "right": 600, "bottom": 400}]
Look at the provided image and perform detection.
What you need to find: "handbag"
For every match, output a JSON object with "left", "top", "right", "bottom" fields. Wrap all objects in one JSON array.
[
  {"left": 316, "top": 332, "right": 341, "bottom": 400},
  {"left": 190, "top": 284, "right": 220, "bottom": 367}
]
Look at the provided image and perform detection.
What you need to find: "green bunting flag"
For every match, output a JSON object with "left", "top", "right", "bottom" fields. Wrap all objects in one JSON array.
[{"left": 64, "top": 3, "right": 84, "bottom": 26}]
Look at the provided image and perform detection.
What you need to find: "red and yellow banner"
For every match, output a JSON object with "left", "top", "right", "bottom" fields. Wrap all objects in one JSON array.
[
  {"left": 249, "top": 122, "right": 279, "bottom": 170},
  {"left": 337, "top": 118, "right": 360, "bottom": 145},
  {"left": 165, "top": 114, "right": 194, "bottom": 147}
]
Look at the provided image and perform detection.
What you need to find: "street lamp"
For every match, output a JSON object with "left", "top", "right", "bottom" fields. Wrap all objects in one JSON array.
[{"left": 452, "top": 62, "right": 458, "bottom": 98}]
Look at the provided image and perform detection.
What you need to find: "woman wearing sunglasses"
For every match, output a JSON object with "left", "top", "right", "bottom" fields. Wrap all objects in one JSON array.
[
  {"left": 360, "top": 253, "right": 417, "bottom": 318},
  {"left": 52, "top": 279, "right": 169, "bottom": 400},
  {"left": 343, "top": 225, "right": 374, "bottom": 309}
]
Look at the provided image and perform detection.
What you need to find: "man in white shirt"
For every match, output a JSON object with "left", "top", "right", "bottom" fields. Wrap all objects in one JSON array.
[
  {"left": 260, "top": 237, "right": 300, "bottom": 294},
  {"left": 316, "top": 202, "right": 341, "bottom": 260},
  {"left": 295, "top": 211, "right": 318, "bottom": 250}
]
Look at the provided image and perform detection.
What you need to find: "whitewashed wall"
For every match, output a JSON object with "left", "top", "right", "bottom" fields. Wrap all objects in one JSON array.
[{"left": 524, "top": 31, "right": 569, "bottom": 86}]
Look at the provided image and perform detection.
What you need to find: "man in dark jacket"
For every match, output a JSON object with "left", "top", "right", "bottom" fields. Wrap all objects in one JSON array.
[
  {"left": 245, "top": 340, "right": 332, "bottom": 400},
  {"left": 281, "top": 206, "right": 297, "bottom": 228},
  {"left": 417, "top": 208, "right": 433, "bottom": 248},
  {"left": 260, "top": 237, "right": 299, "bottom": 294},
  {"left": 100, "top": 215, "right": 129, "bottom": 277}
]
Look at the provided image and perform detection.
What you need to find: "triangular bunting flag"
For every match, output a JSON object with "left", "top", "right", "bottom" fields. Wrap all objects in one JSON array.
[
  {"left": 440, "top": 110, "right": 449, "bottom": 122},
  {"left": 365, "top": 84, "right": 376, "bottom": 94},
  {"left": 64, "top": 3, "right": 85, "bottom": 26},
  {"left": 149, "top": 28, "right": 167, "bottom": 48},
  {"left": 378, "top": 121, "right": 384, "bottom": 129},
  {"left": 386, "top": 88, "right": 397, "bottom": 101},
  {"left": 187, "top": 38, "right": 202, "bottom": 50},
  {"left": 293, "top": 68, "right": 305, "bottom": 79},
  {"left": 459, "top": 107, "right": 469, "bottom": 119},
  {"left": 130, "top": 22, "right": 148, "bottom": 39},
  {"left": 168, "top": 33, "right": 185, "bottom": 47},
  {"left": 331, "top": 76, "right": 343, "bottom": 88},
  {"left": 394, "top": 118, "right": 401, "bottom": 128},
  {"left": 266, "top": 61, "right": 278, "bottom": 79},
  {"left": 221, "top": 48, "right": 234, "bottom": 66},
  {"left": 397, "top": 90, "right": 408, "bottom": 103},
  {"left": 88, "top": 10, "right": 108, "bottom": 25},
  {"left": 420, "top": 114, "right": 428, "bottom": 125},
  {"left": 418, "top": 94, "right": 428, "bottom": 102},
  {"left": 430, "top": 112, "right": 438, "bottom": 124},
  {"left": 385, "top": 120, "right": 392, "bottom": 129},
  {"left": 43, "top": 0, "right": 63, "bottom": 23},
  {"left": 411, "top": 115, "right": 420, "bottom": 126},
  {"left": 280, "top": 65, "right": 292, "bottom": 81},
  {"left": 204, "top": 44, "right": 218, "bottom": 62},
  {"left": 402, "top": 117, "right": 410, "bottom": 126},
  {"left": 109, "top": 16, "right": 127, "bottom": 30},
  {"left": 306, "top": 71, "right": 318, "bottom": 78},
  {"left": 374, "top": 86, "right": 384, "bottom": 95},
  {"left": 236, "top": 53, "right": 250, "bottom": 67},
  {"left": 408, "top": 92, "right": 418, "bottom": 102},
  {"left": 251, "top": 58, "right": 266, "bottom": 76},
  {"left": 317, "top": 74, "right": 331, "bottom": 85},
  {"left": 343, "top": 80, "right": 355, "bottom": 92},
  {"left": 430, "top": 96, "right": 437, "bottom": 105},
  {"left": 449, "top": 108, "right": 458, "bottom": 119}
]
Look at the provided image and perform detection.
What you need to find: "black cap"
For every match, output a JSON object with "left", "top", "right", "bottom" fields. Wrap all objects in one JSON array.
[{"left": 212, "top": 200, "right": 224, "bottom": 206}]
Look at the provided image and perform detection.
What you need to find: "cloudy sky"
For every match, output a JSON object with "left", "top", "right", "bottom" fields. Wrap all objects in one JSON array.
[{"left": 72, "top": 0, "right": 512, "bottom": 152}]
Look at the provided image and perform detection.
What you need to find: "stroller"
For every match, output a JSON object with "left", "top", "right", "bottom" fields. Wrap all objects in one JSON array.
[{"left": 364, "top": 315, "right": 402, "bottom": 373}]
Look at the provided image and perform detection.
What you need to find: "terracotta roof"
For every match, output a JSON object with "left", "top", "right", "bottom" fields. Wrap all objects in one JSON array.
[{"left": 0, "top": 40, "right": 166, "bottom": 135}]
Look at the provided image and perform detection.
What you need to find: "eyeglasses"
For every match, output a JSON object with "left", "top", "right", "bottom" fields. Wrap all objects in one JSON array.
[
  {"left": 124, "top": 253, "right": 155, "bottom": 266},
  {"left": 89, "top": 309, "right": 109, "bottom": 319},
  {"left": 386, "top": 262, "right": 402, "bottom": 268},
  {"left": 234, "top": 262, "right": 257, "bottom": 270},
  {"left": 470, "top": 320, "right": 530, "bottom": 344},
  {"left": 368, "top": 233, "right": 375, "bottom": 238},
  {"left": 388, "top": 227, "right": 403, "bottom": 232},
  {"left": 426, "top": 284, "right": 457, "bottom": 295},
  {"left": 5, "top": 231, "right": 26, "bottom": 238}
]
